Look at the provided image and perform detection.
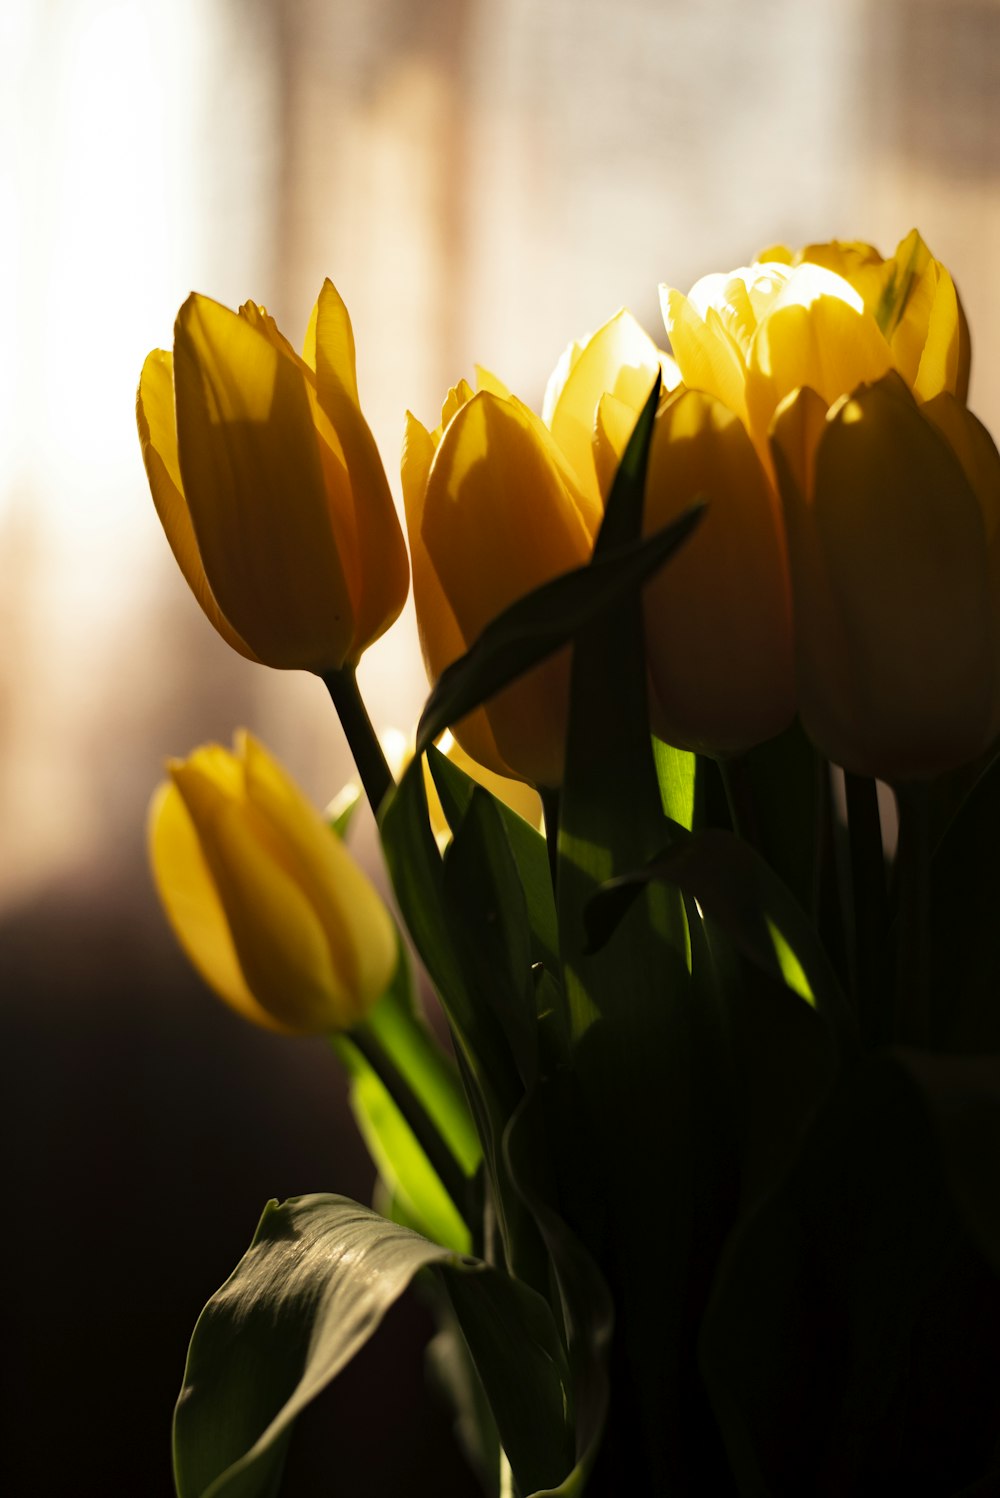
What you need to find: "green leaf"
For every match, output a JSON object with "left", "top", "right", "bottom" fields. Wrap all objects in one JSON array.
[
  {"left": 428, "top": 743, "right": 559, "bottom": 979},
  {"left": 379, "top": 756, "right": 523, "bottom": 1146},
  {"left": 174, "top": 1195, "right": 576, "bottom": 1498},
  {"left": 652, "top": 737, "right": 696, "bottom": 830},
  {"left": 365, "top": 945, "right": 482, "bottom": 1178},
  {"left": 414, "top": 502, "right": 705, "bottom": 757},
  {"left": 505, "top": 1086, "right": 615, "bottom": 1497},
  {"left": 334, "top": 1036, "right": 472, "bottom": 1253},
  {"left": 550, "top": 380, "right": 737, "bottom": 1492},
  {"left": 585, "top": 823, "right": 855, "bottom": 1044},
  {"left": 442, "top": 787, "right": 538, "bottom": 1088},
  {"left": 325, "top": 783, "right": 361, "bottom": 840}
]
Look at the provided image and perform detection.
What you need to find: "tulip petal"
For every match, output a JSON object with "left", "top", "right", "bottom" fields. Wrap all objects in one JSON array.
[
  {"left": 310, "top": 280, "right": 409, "bottom": 662},
  {"left": 136, "top": 350, "right": 257, "bottom": 661},
  {"left": 546, "top": 309, "right": 662, "bottom": 505},
  {"left": 239, "top": 732, "right": 397, "bottom": 1009},
  {"left": 423, "top": 392, "right": 594, "bottom": 785},
  {"left": 594, "top": 391, "right": 642, "bottom": 501},
  {"left": 148, "top": 780, "right": 289, "bottom": 1032},
  {"left": 920, "top": 393, "right": 1000, "bottom": 542},
  {"left": 172, "top": 293, "right": 355, "bottom": 671},
  {"left": 170, "top": 756, "right": 355, "bottom": 1032},
  {"left": 643, "top": 388, "right": 794, "bottom": 753},
  {"left": 401, "top": 410, "right": 515, "bottom": 777},
  {"left": 660, "top": 286, "right": 749, "bottom": 424},
  {"left": 812, "top": 379, "right": 994, "bottom": 777},
  {"left": 771, "top": 385, "right": 858, "bottom": 767},
  {"left": 746, "top": 293, "right": 892, "bottom": 452}
]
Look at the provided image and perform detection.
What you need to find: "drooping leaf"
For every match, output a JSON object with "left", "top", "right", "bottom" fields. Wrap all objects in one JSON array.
[
  {"left": 174, "top": 1195, "right": 576, "bottom": 1498},
  {"left": 415, "top": 502, "right": 705, "bottom": 756}
]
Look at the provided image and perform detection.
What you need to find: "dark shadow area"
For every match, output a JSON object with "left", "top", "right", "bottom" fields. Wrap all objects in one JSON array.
[{"left": 0, "top": 868, "right": 479, "bottom": 1497}]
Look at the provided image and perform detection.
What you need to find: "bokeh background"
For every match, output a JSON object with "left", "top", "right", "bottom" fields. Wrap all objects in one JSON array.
[{"left": 2, "top": 1, "right": 998, "bottom": 1493}]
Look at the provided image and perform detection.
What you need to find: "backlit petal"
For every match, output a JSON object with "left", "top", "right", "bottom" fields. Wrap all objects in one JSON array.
[
  {"left": 173, "top": 293, "right": 354, "bottom": 671},
  {"left": 136, "top": 349, "right": 257, "bottom": 661},
  {"left": 148, "top": 780, "right": 290, "bottom": 1032}
]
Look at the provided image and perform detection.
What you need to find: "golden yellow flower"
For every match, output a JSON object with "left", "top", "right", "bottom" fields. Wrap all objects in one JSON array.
[
  {"left": 149, "top": 732, "right": 397, "bottom": 1033},
  {"left": 643, "top": 229, "right": 979, "bottom": 762},
  {"left": 402, "top": 312, "right": 667, "bottom": 787},
  {"left": 137, "top": 281, "right": 409, "bottom": 673},
  {"left": 772, "top": 373, "right": 1000, "bottom": 779}
]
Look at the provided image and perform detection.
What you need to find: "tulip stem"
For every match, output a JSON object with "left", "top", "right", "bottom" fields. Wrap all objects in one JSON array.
[
  {"left": 893, "top": 784, "right": 931, "bottom": 1047},
  {"left": 322, "top": 667, "right": 395, "bottom": 816},
  {"left": 349, "top": 1023, "right": 473, "bottom": 1224},
  {"left": 844, "top": 772, "right": 889, "bottom": 1045},
  {"left": 719, "top": 754, "right": 761, "bottom": 848}
]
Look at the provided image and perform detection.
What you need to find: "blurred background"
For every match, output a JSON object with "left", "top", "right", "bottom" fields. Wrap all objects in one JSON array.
[{"left": 1, "top": 0, "right": 998, "bottom": 1492}]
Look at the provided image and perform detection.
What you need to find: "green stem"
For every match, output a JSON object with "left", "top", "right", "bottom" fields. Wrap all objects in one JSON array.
[
  {"left": 893, "top": 784, "right": 932, "bottom": 1047},
  {"left": 322, "top": 666, "right": 394, "bottom": 816},
  {"left": 844, "top": 772, "right": 889, "bottom": 1046},
  {"left": 349, "top": 1023, "right": 472, "bottom": 1222},
  {"left": 719, "top": 754, "right": 761, "bottom": 847}
]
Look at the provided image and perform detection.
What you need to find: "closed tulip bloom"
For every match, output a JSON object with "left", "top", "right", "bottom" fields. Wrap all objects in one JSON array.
[
  {"left": 403, "top": 313, "right": 666, "bottom": 787},
  {"left": 772, "top": 374, "right": 1000, "bottom": 779},
  {"left": 149, "top": 732, "right": 397, "bottom": 1033},
  {"left": 646, "top": 231, "right": 973, "bottom": 758},
  {"left": 643, "top": 387, "right": 795, "bottom": 752},
  {"left": 137, "top": 281, "right": 408, "bottom": 673}
]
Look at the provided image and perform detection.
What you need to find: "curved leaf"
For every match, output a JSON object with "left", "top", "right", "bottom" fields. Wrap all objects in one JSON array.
[{"left": 174, "top": 1195, "right": 575, "bottom": 1498}]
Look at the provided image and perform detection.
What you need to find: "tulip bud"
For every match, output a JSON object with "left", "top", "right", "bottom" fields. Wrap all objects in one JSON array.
[
  {"left": 402, "top": 314, "right": 667, "bottom": 787},
  {"left": 137, "top": 281, "right": 409, "bottom": 673},
  {"left": 643, "top": 387, "right": 795, "bottom": 753},
  {"left": 772, "top": 374, "right": 998, "bottom": 780},
  {"left": 148, "top": 732, "right": 398, "bottom": 1033}
]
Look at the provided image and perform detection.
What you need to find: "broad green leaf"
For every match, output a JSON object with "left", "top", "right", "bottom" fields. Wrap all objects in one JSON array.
[
  {"left": 414, "top": 502, "right": 705, "bottom": 756},
  {"left": 428, "top": 743, "right": 560, "bottom": 978},
  {"left": 585, "top": 823, "right": 855, "bottom": 1045},
  {"left": 174, "top": 1195, "right": 576, "bottom": 1498},
  {"left": 652, "top": 737, "right": 696, "bottom": 830},
  {"left": 380, "top": 753, "right": 540, "bottom": 1284},
  {"left": 443, "top": 788, "right": 538, "bottom": 1088}
]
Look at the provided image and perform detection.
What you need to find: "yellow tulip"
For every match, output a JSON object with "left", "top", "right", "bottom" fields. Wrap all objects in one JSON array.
[
  {"left": 149, "top": 731, "right": 398, "bottom": 1032},
  {"left": 642, "top": 387, "right": 795, "bottom": 753},
  {"left": 646, "top": 231, "right": 976, "bottom": 760},
  {"left": 772, "top": 373, "right": 1000, "bottom": 779},
  {"left": 403, "top": 312, "right": 667, "bottom": 787},
  {"left": 137, "top": 281, "right": 409, "bottom": 673}
]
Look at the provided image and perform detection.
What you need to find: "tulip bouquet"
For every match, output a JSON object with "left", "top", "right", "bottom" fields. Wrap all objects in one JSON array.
[{"left": 138, "top": 233, "right": 1000, "bottom": 1498}]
